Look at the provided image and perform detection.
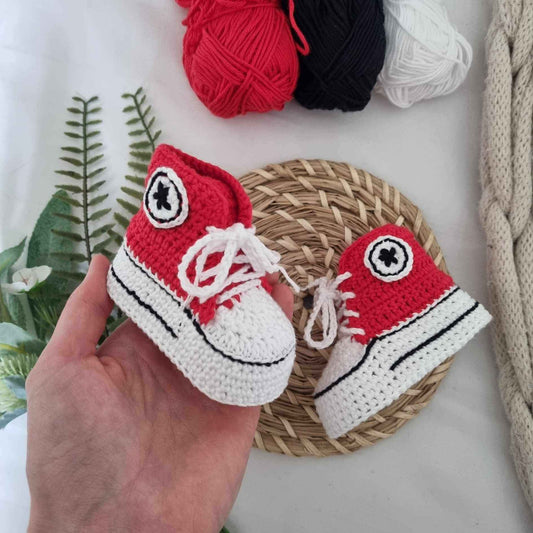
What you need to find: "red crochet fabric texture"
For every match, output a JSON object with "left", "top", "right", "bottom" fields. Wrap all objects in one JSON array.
[
  {"left": 177, "top": 0, "right": 299, "bottom": 118},
  {"left": 312, "top": 224, "right": 491, "bottom": 437},
  {"left": 126, "top": 144, "right": 257, "bottom": 324},
  {"left": 338, "top": 224, "right": 455, "bottom": 345}
]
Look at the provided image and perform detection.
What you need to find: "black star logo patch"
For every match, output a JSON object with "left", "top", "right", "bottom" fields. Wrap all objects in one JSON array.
[
  {"left": 378, "top": 247, "right": 398, "bottom": 267},
  {"left": 153, "top": 181, "right": 172, "bottom": 211}
]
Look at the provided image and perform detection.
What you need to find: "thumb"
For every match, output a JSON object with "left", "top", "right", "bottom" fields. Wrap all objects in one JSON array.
[{"left": 47, "top": 255, "right": 114, "bottom": 358}]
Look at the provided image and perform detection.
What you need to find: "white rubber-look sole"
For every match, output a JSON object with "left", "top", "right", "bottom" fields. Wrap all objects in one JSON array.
[
  {"left": 107, "top": 242, "right": 296, "bottom": 406},
  {"left": 314, "top": 286, "right": 491, "bottom": 438}
]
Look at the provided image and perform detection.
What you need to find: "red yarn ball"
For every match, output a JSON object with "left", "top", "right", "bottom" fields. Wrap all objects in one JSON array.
[{"left": 179, "top": 0, "right": 299, "bottom": 118}]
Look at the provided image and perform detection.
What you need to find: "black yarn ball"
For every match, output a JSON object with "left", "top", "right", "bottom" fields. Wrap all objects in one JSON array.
[{"left": 283, "top": 0, "right": 386, "bottom": 111}]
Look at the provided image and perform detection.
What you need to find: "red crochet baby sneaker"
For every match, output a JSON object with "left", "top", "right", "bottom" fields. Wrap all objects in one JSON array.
[
  {"left": 107, "top": 145, "right": 297, "bottom": 406},
  {"left": 304, "top": 224, "right": 491, "bottom": 438}
]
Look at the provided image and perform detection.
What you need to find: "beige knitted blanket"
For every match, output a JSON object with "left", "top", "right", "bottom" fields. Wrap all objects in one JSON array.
[{"left": 479, "top": 0, "right": 533, "bottom": 512}]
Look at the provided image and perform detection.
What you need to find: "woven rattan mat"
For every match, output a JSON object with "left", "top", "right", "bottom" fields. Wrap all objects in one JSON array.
[{"left": 239, "top": 159, "right": 452, "bottom": 457}]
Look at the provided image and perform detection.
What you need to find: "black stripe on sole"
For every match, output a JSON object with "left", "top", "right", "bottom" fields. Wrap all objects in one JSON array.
[
  {"left": 314, "top": 287, "right": 469, "bottom": 399},
  {"left": 110, "top": 261, "right": 292, "bottom": 367},
  {"left": 389, "top": 302, "right": 479, "bottom": 371}
]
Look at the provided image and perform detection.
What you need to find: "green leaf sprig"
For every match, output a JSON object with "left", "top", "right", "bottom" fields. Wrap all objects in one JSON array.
[
  {"left": 111, "top": 87, "right": 161, "bottom": 243},
  {"left": 54, "top": 96, "right": 114, "bottom": 266},
  {"left": 0, "top": 323, "right": 45, "bottom": 428}
]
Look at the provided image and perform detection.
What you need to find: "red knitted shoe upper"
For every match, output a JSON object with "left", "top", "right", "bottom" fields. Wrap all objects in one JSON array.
[
  {"left": 338, "top": 224, "right": 455, "bottom": 345},
  {"left": 125, "top": 144, "right": 256, "bottom": 324}
]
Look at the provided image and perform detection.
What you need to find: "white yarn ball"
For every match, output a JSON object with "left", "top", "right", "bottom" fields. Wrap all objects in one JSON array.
[{"left": 376, "top": 0, "right": 473, "bottom": 108}]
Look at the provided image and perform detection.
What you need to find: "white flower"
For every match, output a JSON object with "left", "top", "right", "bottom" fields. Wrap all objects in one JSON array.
[{"left": 1, "top": 266, "right": 52, "bottom": 294}]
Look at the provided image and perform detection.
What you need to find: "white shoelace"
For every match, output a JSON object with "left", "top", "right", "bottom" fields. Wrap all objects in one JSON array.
[
  {"left": 177, "top": 223, "right": 300, "bottom": 305},
  {"left": 303, "top": 273, "right": 365, "bottom": 350}
]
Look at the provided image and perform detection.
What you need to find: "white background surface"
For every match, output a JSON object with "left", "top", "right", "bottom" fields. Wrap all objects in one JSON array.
[{"left": 0, "top": 0, "right": 532, "bottom": 531}]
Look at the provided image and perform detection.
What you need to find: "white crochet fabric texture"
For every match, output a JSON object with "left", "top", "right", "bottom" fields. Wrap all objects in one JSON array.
[
  {"left": 107, "top": 145, "right": 296, "bottom": 407},
  {"left": 108, "top": 240, "right": 296, "bottom": 406},
  {"left": 305, "top": 224, "right": 491, "bottom": 438},
  {"left": 314, "top": 286, "right": 491, "bottom": 438}
]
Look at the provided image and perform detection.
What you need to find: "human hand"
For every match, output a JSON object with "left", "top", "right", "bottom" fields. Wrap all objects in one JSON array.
[{"left": 26, "top": 255, "right": 293, "bottom": 533}]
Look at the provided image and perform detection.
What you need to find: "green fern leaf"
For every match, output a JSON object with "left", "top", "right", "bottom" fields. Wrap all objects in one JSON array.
[
  {"left": 53, "top": 212, "right": 82, "bottom": 224},
  {"left": 87, "top": 180, "right": 105, "bottom": 193},
  {"left": 125, "top": 175, "right": 145, "bottom": 186},
  {"left": 128, "top": 162, "right": 148, "bottom": 173},
  {"left": 87, "top": 167, "right": 105, "bottom": 179},
  {"left": 60, "top": 157, "right": 83, "bottom": 167},
  {"left": 117, "top": 198, "right": 139, "bottom": 215},
  {"left": 88, "top": 194, "right": 109, "bottom": 206},
  {"left": 90, "top": 224, "right": 114, "bottom": 239},
  {"left": 65, "top": 121, "right": 82, "bottom": 127},
  {"left": 93, "top": 237, "right": 114, "bottom": 254},
  {"left": 153, "top": 130, "right": 162, "bottom": 141},
  {"left": 109, "top": 227, "right": 125, "bottom": 244},
  {"left": 130, "top": 141, "right": 151, "bottom": 149},
  {"left": 61, "top": 197, "right": 83, "bottom": 207},
  {"left": 55, "top": 184, "right": 82, "bottom": 194},
  {"left": 51, "top": 95, "right": 114, "bottom": 273},
  {"left": 51, "top": 230, "right": 83, "bottom": 242},
  {"left": 129, "top": 151, "right": 152, "bottom": 161},
  {"left": 89, "top": 208, "right": 112, "bottom": 221},
  {"left": 113, "top": 213, "right": 130, "bottom": 229},
  {"left": 55, "top": 170, "right": 83, "bottom": 180},
  {"left": 120, "top": 186, "right": 143, "bottom": 201},
  {"left": 54, "top": 270, "right": 85, "bottom": 281},
  {"left": 114, "top": 87, "right": 161, "bottom": 240},
  {"left": 51, "top": 252, "right": 87, "bottom": 263},
  {"left": 87, "top": 154, "right": 103, "bottom": 165}
]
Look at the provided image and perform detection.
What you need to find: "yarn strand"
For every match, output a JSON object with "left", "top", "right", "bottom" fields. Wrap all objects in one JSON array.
[
  {"left": 287, "top": 0, "right": 310, "bottom": 56},
  {"left": 282, "top": 0, "right": 387, "bottom": 111},
  {"left": 179, "top": 0, "right": 299, "bottom": 118},
  {"left": 479, "top": 0, "right": 533, "bottom": 511},
  {"left": 376, "top": 0, "right": 473, "bottom": 108}
]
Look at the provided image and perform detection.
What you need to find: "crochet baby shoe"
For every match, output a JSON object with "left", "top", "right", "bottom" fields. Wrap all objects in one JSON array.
[
  {"left": 304, "top": 224, "right": 491, "bottom": 438},
  {"left": 107, "top": 145, "right": 297, "bottom": 406}
]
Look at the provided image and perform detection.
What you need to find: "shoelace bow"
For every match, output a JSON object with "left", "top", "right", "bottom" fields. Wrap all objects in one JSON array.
[
  {"left": 303, "top": 272, "right": 365, "bottom": 350},
  {"left": 177, "top": 223, "right": 300, "bottom": 304}
]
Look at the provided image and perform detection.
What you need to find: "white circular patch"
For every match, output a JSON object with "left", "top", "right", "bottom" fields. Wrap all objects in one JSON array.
[
  {"left": 363, "top": 235, "right": 413, "bottom": 282},
  {"left": 143, "top": 167, "right": 189, "bottom": 228}
]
